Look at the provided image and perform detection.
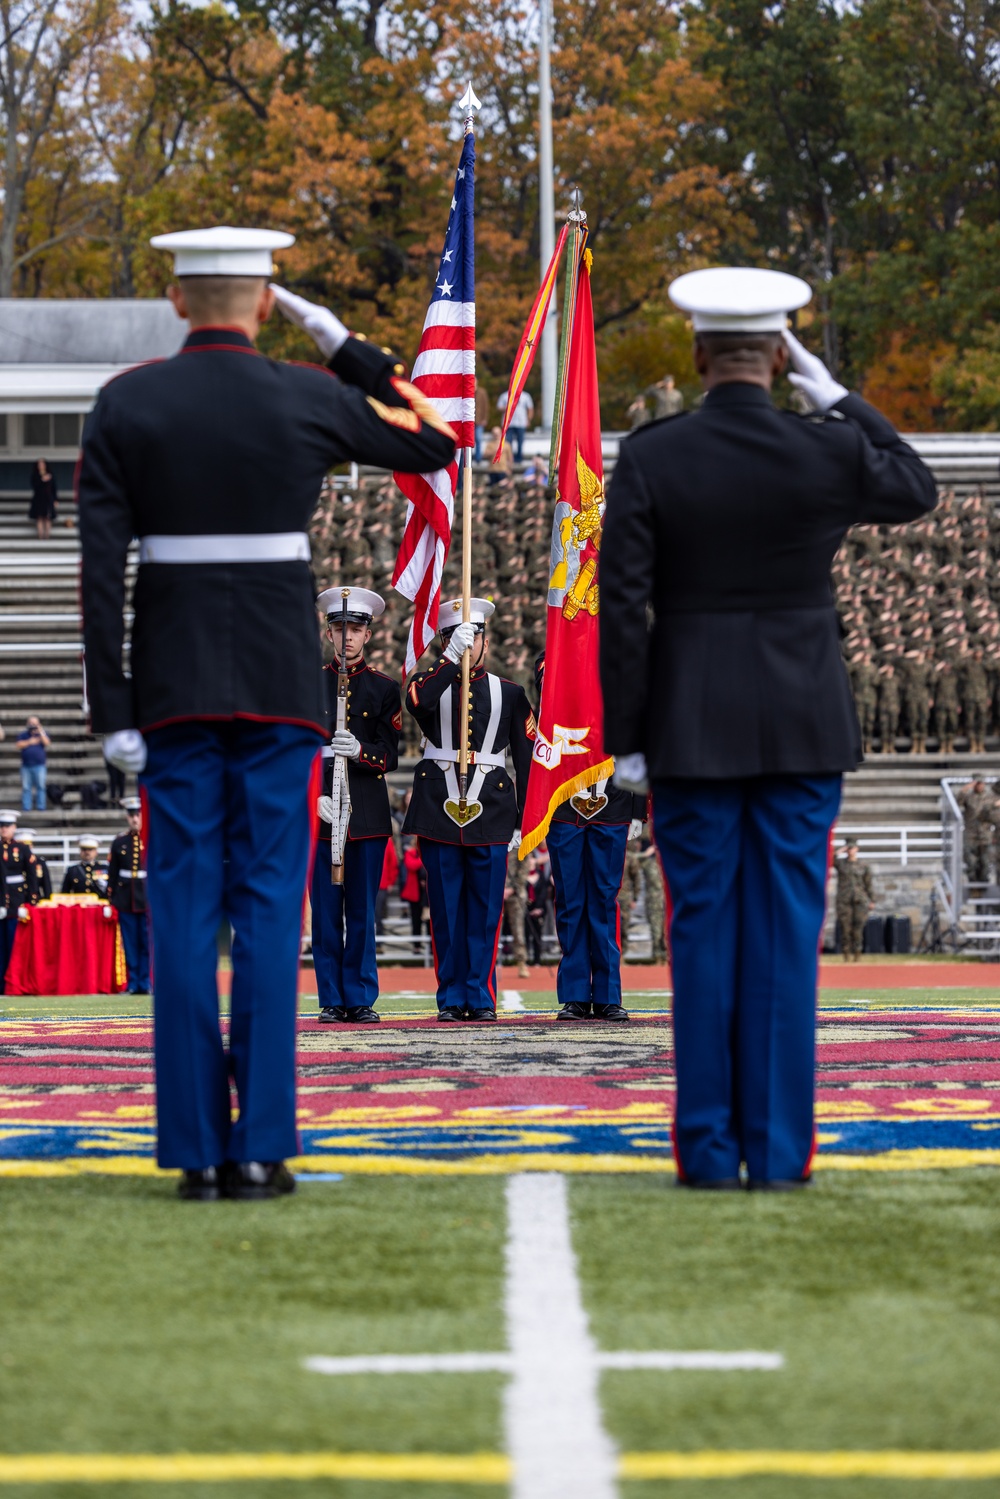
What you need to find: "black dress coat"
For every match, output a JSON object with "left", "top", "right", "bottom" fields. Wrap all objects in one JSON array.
[
  {"left": 403, "top": 658, "right": 536, "bottom": 846},
  {"left": 599, "top": 385, "right": 938, "bottom": 779},
  {"left": 77, "top": 329, "right": 456, "bottom": 736},
  {"left": 107, "top": 831, "right": 147, "bottom": 914},
  {"left": 319, "top": 658, "right": 401, "bottom": 841}
]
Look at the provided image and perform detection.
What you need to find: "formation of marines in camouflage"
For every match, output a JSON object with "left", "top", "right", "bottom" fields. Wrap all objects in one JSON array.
[{"left": 838, "top": 487, "right": 1000, "bottom": 753}]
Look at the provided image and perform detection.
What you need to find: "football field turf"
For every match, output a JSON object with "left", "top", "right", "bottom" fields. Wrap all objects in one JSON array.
[{"left": 2, "top": 973, "right": 999, "bottom": 1495}]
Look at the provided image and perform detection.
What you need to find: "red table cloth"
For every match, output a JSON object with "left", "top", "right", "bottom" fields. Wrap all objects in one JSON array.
[{"left": 4, "top": 901, "right": 127, "bottom": 996}]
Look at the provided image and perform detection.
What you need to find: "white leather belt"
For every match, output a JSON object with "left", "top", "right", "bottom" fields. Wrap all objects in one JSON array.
[
  {"left": 421, "top": 744, "right": 506, "bottom": 770},
  {"left": 138, "top": 532, "right": 310, "bottom": 564},
  {"left": 5, "top": 874, "right": 24, "bottom": 883},
  {"left": 119, "top": 870, "right": 146, "bottom": 879}
]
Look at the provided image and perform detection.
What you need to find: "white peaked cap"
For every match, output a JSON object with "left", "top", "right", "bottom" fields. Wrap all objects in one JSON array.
[
  {"left": 439, "top": 597, "right": 495, "bottom": 629},
  {"left": 149, "top": 226, "right": 295, "bottom": 278},
  {"left": 317, "top": 587, "right": 385, "bottom": 622},
  {"left": 668, "top": 266, "right": 812, "bottom": 332},
  {"left": 0, "top": 809, "right": 18, "bottom": 823}
]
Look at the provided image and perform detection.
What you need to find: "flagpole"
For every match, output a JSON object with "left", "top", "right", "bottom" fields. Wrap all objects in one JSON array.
[
  {"left": 548, "top": 188, "right": 587, "bottom": 485},
  {"left": 539, "top": 0, "right": 557, "bottom": 433},
  {"left": 458, "top": 82, "right": 480, "bottom": 815}
]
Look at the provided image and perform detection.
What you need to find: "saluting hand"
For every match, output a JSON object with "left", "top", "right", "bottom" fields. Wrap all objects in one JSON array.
[
  {"left": 782, "top": 330, "right": 848, "bottom": 413},
  {"left": 271, "top": 285, "right": 349, "bottom": 360}
]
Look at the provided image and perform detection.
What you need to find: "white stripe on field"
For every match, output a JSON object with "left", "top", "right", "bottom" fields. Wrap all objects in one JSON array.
[
  {"left": 500, "top": 990, "right": 526, "bottom": 1011},
  {"left": 504, "top": 1173, "right": 618, "bottom": 1499},
  {"left": 422, "top": 301, "right": 476, "bottom": 328},
  {"left": 305, "top": 1353, "right": 511, "bottom": 1375},
  {"left": 597, "top": 1350, "right": 783, "bottom": 1371}
]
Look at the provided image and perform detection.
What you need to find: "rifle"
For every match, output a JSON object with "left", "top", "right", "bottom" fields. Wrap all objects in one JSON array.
[{"left": 330, "top": 591, "right": 352, "bottom": 884}]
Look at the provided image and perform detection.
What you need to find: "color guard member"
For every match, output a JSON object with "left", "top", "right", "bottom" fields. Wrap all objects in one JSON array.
[{"left": 107, "top": 800, "right": 149, "bottom": 993}]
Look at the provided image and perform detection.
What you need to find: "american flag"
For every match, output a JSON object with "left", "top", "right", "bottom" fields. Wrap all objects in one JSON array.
[{"left": 392, "top": 129, "right": 475, "bottom": 677}]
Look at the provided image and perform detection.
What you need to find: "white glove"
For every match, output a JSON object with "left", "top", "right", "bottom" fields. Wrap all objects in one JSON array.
[
  {"left": 628, "top": 818, "right": 644, "bottom": 842},
  {"left": 782, "top": 330, "right": 848, "bottom": 412},
  {"left": 444, "top": 621, "right": 478, "bottom": 664},
  {"left": 317, "top": 795, "right": 335, "bottom": 823},
  {"left": 104, "top": 729, "right": 147, "bottom": 774},
  {"left": 614, "top": 753, "right": 649, "bottom": 794},
  {"left": 271, "top": 284, "right": 349, "bottom": 359},
  {"left": 102, "top": 904, "right": 113, "bottom": 920},
  {"left": 330, "top": 730, "right": 361, "bottom": 761},
  {"left": 508, "top": 829, "right": 522, "bottom": 854}
]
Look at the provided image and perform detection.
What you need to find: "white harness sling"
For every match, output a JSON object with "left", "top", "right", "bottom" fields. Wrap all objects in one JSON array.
[{"left": 421, "top": 674, "right": 504, "bottom": 826}]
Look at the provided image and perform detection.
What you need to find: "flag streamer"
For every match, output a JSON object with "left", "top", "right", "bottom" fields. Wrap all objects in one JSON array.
[{"left": 494, "top": 223, "right": 570, "bottom": 464}]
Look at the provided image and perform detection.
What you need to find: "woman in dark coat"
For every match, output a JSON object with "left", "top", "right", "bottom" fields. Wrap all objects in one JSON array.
[{"left": 29, "top": 460, "right": 58, "bottom": 539}]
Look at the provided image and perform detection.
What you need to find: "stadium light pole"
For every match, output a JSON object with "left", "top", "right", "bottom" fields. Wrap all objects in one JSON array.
[{"left": 538, "top": 0, "right": 557, "bottom": 433}]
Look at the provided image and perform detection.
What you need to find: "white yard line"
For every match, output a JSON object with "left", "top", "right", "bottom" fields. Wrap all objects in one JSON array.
[
  {"left": 305, "top": 1353, "right": 511, "bottom": 1375},
  {"left": 503, "top": 1172, "right": 619, "bottom": 1499},
  {"left": 500, "top": 990, "right": 527, "bottom": 1011}
]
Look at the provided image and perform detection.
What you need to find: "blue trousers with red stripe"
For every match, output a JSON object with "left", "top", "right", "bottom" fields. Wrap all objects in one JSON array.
[
  {"left": 118, "top": 909, "right": 150, "bottom": 992},
  {"left": 652, "top": 774, "right": 841, "bottom": 1185},
  {"left": 547, "top": 820, "right": 629, "bottom": 1008},
  {"left": 311, "top": 836, "right": 386, "bottom": 1011},
  {"left": 142, "top": 720, "right": 321, "bottom": 1170},
  {"left": 420, "top": 840, "right": 507, "bottom": 1013}
]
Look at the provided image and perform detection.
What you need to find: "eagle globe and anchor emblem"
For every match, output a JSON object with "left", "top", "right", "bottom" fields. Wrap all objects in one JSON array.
[{"left": 543, "top": 445, "right": 609, "bottom": 819}]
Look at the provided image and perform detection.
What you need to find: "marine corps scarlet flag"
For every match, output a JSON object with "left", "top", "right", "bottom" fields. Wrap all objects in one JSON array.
[{"left": 519, "top": 248, "right": 612, "bottom": 857}]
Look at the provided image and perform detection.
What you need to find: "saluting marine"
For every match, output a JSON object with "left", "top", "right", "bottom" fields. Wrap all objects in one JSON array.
[
  {"left": 535, "top": 652, "right": 644, "bottom": 1022},
  {"left": 78, "top": 226, "right": 456, "bottom": 1201},
  {"left": 403, "top": 598, "right": 535, "bottom": 1021},
  {"left": 61, "top": 836, "right": 108, "bottom": 896},
  {"left": 313, "top": 586, "right": 401, "bottom": 1024},
  {"left": 107, "top": 799, "right": 149, "bottom": 994},
  {"left": 0, "top": 810, "right": 37, "bottom": 985}
]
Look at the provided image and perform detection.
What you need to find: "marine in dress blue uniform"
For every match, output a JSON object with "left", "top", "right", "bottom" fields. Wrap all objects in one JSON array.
[
  {"left": 61, "top": 835, "right": 109, "bottom": 897},
  {"left": 312, "top": 586, "right": 401, "bottom": 1024},
  {"left": 78, "top": 227, "right": 456, "bottom": 1199},
  {"left": 106, "top": 801, "right": 149, "bottom": 993},
  {"left": 599, "top": 267, "right": 937, "bottom": 1190},
  {"left": 0, "top": 811, "right": 36, "bottom": 988},
  {"left": 534, "top": 654, "right": 645, "bottom": 1023},
  {"left": 403, "top": 598, "right": 535, "bottom": 1020}
]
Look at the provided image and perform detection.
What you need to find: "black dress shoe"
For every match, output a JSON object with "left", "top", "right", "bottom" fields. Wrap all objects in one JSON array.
[
  {"left": 318, "top": 1006, "right": 347, "bottom": 1023},
  {"left": 592, "top": 1003, "right": 630, "bottom": 1021},
  {"left": 748, "top": 1176, "right": 812, "bottom": 1192},
  {"left": 557, "top": 1002, "right": 592, "bottom": 1020},
  {"left": 437, "top": 1007, "right": 466, "bottom": 1022},
  {"left": 223, "top": 1161, "right": 296, "bottom": 1200},
  {"left": 676, "top": 1177, "right": 743, "bottom": 1191},
  {"left": 178, "top": 1166, "right": 222, "bottom": 1201},
  {"left": 345, "top": 1006, "right": 381, "bottom": 1023},
  {"left": 466, "top": 1008, "right": 497, "bottom": 1022}
]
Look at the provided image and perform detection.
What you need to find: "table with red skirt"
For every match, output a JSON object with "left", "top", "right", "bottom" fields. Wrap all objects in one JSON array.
[{"left": 4, "top": 898, "right": 127, "bottom": 995}]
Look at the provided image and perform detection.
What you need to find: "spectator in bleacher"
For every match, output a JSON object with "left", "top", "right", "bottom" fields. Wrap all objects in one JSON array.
[
  {"left": 962, "top": 646, "right": 991, "bottom": 753},
  {"left": 104, "top": 747, "right": 126, "bottom": 805},
  {"left": 496, "top": 388, "right": 534, "bottom": 462},
  {"left": 902, "top": 648, "right": 933, "bottom": 755},
  {"left": 876, "top": 662, "right": 900, "bottom": 753},
  {"left": 474, "top": 378, "right": 490, "bottom": 461},
  {"left": 18, "top": 830, "right": 51, "bottom": 902},
  {"left": 29, "top": 459, "right": 58, "bottom": 540},
  {"left": 61, "top": 836, "right": 108, "bottom": 896},
  {"left": 16, "top": 717, "right": 49, "bottom": 811},
  {"left": 934, "top": 658, "right": 960, "bottom": 753}
]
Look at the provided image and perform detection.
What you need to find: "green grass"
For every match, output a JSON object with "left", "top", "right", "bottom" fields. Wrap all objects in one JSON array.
[
  {"left": 574, "top": 1171, "right": 1000, "bottom": 1490},
  {"left": 1, "top": 1176, "right": 505, "bottom": 1478}
]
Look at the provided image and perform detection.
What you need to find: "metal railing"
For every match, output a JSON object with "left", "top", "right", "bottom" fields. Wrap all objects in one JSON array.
[{"left": 832, "top": 825, "right": 942, "bottom": 867}]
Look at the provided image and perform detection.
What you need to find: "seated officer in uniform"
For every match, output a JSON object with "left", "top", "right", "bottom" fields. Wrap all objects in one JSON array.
[
  {"left": 62, "top": 835, "right": 109, "bottom": 895},
  {"left": 403, "top": 598, "right": 535, "bottom": 1021},
  {"left": 78, "top": 226, "right": 455, "bottom": 1201},
  {"left": 313, "top": 586, "right": 401, "bottom": 1024},
  {"left": 0, "top": 810, "right": 36, "bottom": 984},
  {"left": 534, "top": 653, "right": 645, "bottom": 1023},
  {"left": 107, "top": 798, "right": 149, "bottom": 994},
  {"left": 600, "top": 266, "right": 937, "bottom": 1190}
]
